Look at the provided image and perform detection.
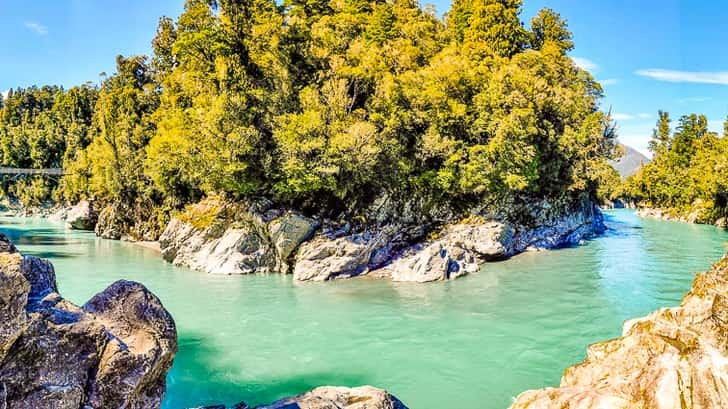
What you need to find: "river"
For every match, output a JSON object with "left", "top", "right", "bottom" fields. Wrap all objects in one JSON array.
[{"left": 1, "top": 209, "right": 726, "bottom": 408}]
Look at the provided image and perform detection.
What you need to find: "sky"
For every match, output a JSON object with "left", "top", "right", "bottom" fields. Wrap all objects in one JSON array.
[{"left": 2, "top": 1, "right": 728, "bottom": 156}]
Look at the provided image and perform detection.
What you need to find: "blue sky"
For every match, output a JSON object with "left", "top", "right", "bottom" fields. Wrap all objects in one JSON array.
[{"left": 2, "top": 0, "right": 727, "bottom": 155}]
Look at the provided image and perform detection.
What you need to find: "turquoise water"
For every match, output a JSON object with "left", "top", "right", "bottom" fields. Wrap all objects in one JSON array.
[{"left": 1, "top": 209, "right": 727, "bottom": 409}]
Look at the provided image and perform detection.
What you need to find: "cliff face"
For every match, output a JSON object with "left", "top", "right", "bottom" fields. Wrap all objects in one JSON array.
[
  {"left": 159, "top": 197, "right": 605, "bottom": 283},
  {"left": 0, "top": 234, "right": 178, "bottom": 408},
  {"left": 510, "top": 255, "right": 728, "bottom": 409}
]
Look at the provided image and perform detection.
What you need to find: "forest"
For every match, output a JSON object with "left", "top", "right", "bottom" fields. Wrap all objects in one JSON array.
[
  {"left": 2, "top": 0, "right": 624, "bottom": 238},
  {"left": 620, "top": 112, "right": 728, "bottom": 224}
]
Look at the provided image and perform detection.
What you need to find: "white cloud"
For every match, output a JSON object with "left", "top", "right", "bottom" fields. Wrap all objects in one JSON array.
[
  {"left": 599, "top": 78, "right": 619, "bottom": 86},
  {"left": 572, "top": 57, "right": 598, "bottom": 71},
  {"left": 1, "top": 90, "right": 8, "bottom": 101},
  {"left": 24, "top": 21, "right": 48, "bottom": 36},
  {"left": 612, "top": 113, "right": 651, "bottom": 121},
  {"left": 636, "top": 69, "right": 728, "bottom": 85}
]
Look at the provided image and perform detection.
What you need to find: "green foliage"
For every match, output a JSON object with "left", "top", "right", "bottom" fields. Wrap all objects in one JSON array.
[
  {"left": 0, "top": 84, "right": 98, "bottom": 203},
  {"left": 625, "top": 113, "right": 728, "bottom": 223},
  {"left": 2, "top": 0, "right": 619, "bottom": 234}
]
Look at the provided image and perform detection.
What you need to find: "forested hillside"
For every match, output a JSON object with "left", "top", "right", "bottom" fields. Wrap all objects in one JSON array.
[
  {"left": 622, "top": 111, "right": 728, "bottom": 224},
  {"left": 0, "top": 0, "right": 618, "bottom": 238}
]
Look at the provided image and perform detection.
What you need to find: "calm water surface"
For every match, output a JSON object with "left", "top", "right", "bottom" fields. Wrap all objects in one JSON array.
[{"left": 1, "top": 210, "right": 727, "bottom": 408}]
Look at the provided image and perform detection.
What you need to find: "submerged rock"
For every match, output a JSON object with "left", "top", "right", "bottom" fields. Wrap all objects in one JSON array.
[
  {"left": 0, "top": 233, "right": 177, "bottom": 408},
  {"left": 65, "top": 200, "right": 97, "bottom": 230},
  {"left": 510, "top": 254, "right": 728, "bottom": 409},
  {"left": 191, "top": 386, "right": 408, "bottom": 409}
]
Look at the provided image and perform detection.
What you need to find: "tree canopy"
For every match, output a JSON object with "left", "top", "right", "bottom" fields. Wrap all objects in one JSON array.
[
  {"left": 622, "top": 113, "right": 728, "bottom": 223},
  {"left": 1, "top": 0, "right": 619, "bottom": 236}
]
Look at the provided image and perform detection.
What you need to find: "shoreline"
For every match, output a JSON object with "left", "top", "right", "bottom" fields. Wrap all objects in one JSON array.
[
  {"left": 636, "top": 206, "right": 728, "bottom": 228},
  {"left": 1, "top": 199, "right": 607, "bottom": 283}
]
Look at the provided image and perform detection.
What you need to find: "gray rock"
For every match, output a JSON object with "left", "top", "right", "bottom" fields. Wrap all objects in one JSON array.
[
  {"left": 444, "top": 222, "right": 514, "bottom": 260},
  {"left": 715, "top": 217, "right": 727, "bottom": 229},
  {"left": 95, "top": 204, "right": 123, "bottom": 240},
  {"left": 293, "top": 231, "right": 390, "bottom": 281},
  {"left": 383, "top": 242, "right": 476, "bottom": 282},
  {"left": 48, "top": 206, "right": 69, "bottom": 222},
  {"left": 0, "top": 238, "right": 177, "bottom": 409},
  {"left": 376, "top": 222, "right": 509, "bottom": 283},
  {"left": 258, "top": 386, "right": 408, "bottom": 409},
  {"left": 268, "top": 212, "right": 317, "bottom": 272},
  {"left": 160, "top": 218, "right": 275, "bottom": 275},
  {"left": 512, "top": 202, "right": 604, "bottom": 252},
  {"left": 65, "top": 200, "right": 97, "bottom": 230}
]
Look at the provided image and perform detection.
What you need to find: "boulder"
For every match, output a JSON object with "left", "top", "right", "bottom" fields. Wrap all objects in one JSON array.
[
  {"left": 95, "top": 204, "right": 124, "bottom": 240},
  {"left": 159, "top": 199, "right": 318, "bottom": 275},
  {"left": 716, "top": 217, "right": 727, "bottom": 229},
  {"left": 160, "top": 218, "right": 275, "bottom": 275},
  {"left": 194, "top": 386, "right": 407, "bottom": 409},
  {"left": 444, "top": 222, "right": 514, "bottom": 260},
  {"left": 293, "top": 231, "right": 391, "bottom": 281},
  {"left": 268, "top": 212, "right": 317, "bottom": 272},
  {"left": 65, "top": 200, "right": 97, "bottom": 230},
  {"left": 0, "top": 233, "right": 177, "bottom": 408},
  {"left": 382, "top": 242, "right": 476, "bottom": 283},
  {"left": 373, "top": 222, "right": 511, "bottom": 283},
  {"left": 510, "top": 255, "right": 728, "bottom": 409},
  {"left": 48, "top": 206, "right": 69, "bottom": 222}
]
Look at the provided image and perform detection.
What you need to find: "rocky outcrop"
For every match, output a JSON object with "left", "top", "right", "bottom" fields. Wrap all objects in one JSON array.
[
  {"left": 159, "top": 199, "right": 316, "bottom": 275},
  {"left": 0, "top": 233, "right": 177, "bottom": 408},
  {"left": 65, "top": 200, "right": 97, "bottom": 230},
  {"left": 256, "top": 386, "right": 408, "bottom": 409},
  {"left": 191, "top": 386, "right": 408, "bottom": 409},
  {"left": 293, "top": 230, "right": 392, "bottom": 281},
  {"left": 716, "top": 217, "right": 727, "bottom": 229},
  {"left": 511, "top": 201, "right": 605, "bottom": 252},
  {"left": 365, "top": 203, "right": 602, "bottom": 283},
  {"left": 160, "top": 196, "right": 604, "bottom": 283},
  {"left": 370, "top": 222, "right": 511, "bottom": 283},
  {"left": 95, "top": 204, "right": 124, "bottom": 240},
  {"left": 510, "top": 254, "right": 728, "bottom": 409}
]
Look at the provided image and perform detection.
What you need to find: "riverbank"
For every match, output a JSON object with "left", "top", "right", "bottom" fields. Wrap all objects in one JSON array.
[
  {"left": 147, "top": 196, "right": 607, "bottom": 283},
  {"left": 636, "top": 206, "right": 728, "bottom": 228},
  {"left": 3, "top": 196, "right": 607, "bottom": 284},
  {"left": 510, "top": 253, "right": 728, "bottom": 408}
]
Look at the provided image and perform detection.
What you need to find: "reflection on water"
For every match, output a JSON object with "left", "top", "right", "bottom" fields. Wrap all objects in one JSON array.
[{"left": 1, "top": 210, "right": 727, "bottom": 409}]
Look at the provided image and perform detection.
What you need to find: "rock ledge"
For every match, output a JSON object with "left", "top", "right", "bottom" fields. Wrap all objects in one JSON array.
[{"left": 510, "top": 254, "right": 728, "bottom": 409}]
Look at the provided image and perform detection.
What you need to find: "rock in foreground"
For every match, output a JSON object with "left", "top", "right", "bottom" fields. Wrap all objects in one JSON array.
[
  {"left": 510, "top": 254, "right": 728, "bottom": 409},
  {"left": 192, "top": 386, "right": 408, "bottom": 409},
  {"left": 0, "top": 233, "right": 177, "bottom": 408}
]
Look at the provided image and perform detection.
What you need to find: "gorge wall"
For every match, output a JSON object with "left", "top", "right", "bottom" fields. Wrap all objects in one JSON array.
[{"left": 510, "top": 254, "right": 728, "bottom": 409}]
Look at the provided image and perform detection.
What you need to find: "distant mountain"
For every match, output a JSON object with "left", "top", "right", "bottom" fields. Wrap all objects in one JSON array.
[{"left": 610, "top": 144, "right": 649, "bottom": 178}]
